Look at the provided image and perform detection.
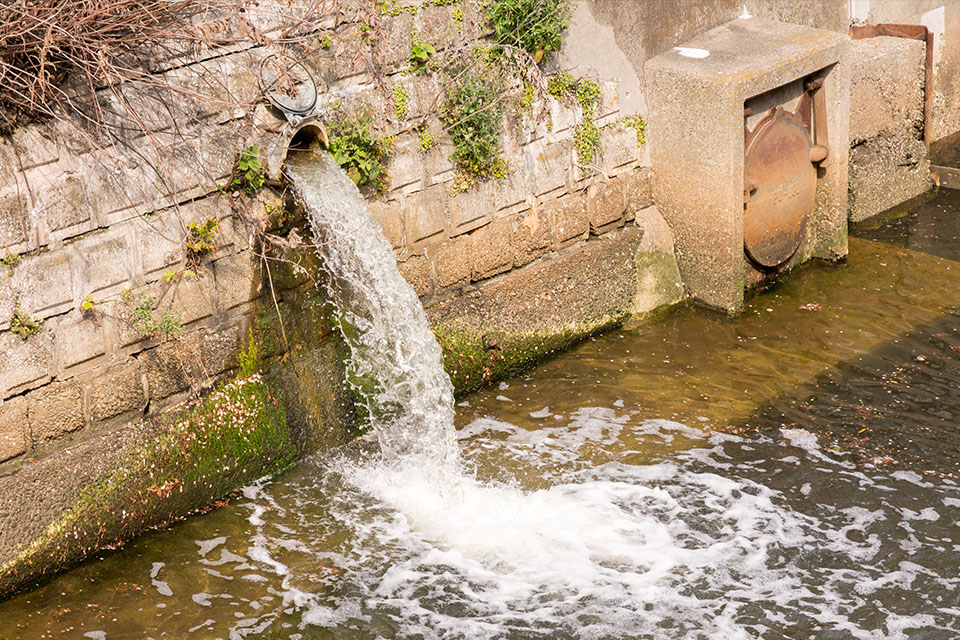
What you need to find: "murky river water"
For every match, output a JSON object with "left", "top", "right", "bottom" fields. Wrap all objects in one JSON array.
[{"left": 2, "top": 190, "right": 959, "bottom": 639}]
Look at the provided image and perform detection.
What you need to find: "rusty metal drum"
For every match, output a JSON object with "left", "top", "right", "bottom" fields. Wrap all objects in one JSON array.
[{"left": 742, "top": 107, "right": 817, "bottom": 268}]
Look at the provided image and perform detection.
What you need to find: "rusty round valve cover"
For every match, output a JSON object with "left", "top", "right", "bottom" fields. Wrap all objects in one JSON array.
[{"left": 743, "top": 107, "right": 817, "bottom": 268}]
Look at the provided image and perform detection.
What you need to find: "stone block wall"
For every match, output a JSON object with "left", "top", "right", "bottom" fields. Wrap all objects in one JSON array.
[
  {"left": 848, "top": 36, "right": 932, "bottom": 222},
  {"left": 0, "top": 0, "right": 659, "bottom": 470}
]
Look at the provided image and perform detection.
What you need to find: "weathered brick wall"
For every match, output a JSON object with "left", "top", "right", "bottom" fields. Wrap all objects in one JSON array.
[{"left": 0, "top": 0, "right": 656, "bottom": 469}]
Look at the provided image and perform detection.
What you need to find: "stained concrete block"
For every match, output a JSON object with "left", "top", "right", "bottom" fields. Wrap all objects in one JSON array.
[
  {"left": 511, "top": 208, "right": 552, "bottom": 268},
  {"left": 849, "top": 136, "right": 932, "bottom": 223},
  {"left": 388, "top": 135, "right": 425, "bottom": 192},
  {"left": 212, "top": 253, "right": 259, "bottom": 314},
  {"left": 470, "top": 217, "right": 517, "bottom": 280},
  {"left": 198, "top": 323, "right": 245, "bottom": 376},
  {"left": 0, "top": 272, "right": 15, "bottom": 329},
  {"left": 0, "top": 193, "right": 28, "bottom": 250},
  {"left": 549, "top": 190, "right": 590, "bottom": 246},
  {"left": 847, "top": 36, "right": 930, "bottom": 222},
  {"left": 432, "top": 234, "right": 474, "bottom": 288},
  {"left": 588, "top": 178, "right": 626, "bottom": 231},
  {"left": 140, "top": 340, "right": 192, "bottom": 401},
  {"left": 600, "top": 125, "right": 641, "bottom": 175},
  {"left": 88, "top": 360, "right": 145, "bottom": 424},
  {"left": 0, "top": 397, "right": 28, "bottom": 462},
  {"left": 31, "top": 168, "right": 92, "bottom": 235},
  {"left": 849, "top": 36, "right": 925, "bottom": 144},
  {"left": 622, "top": 166, "right": 655, "bottom": 217},
  {"left": 446, "top": 183, "right": 494, "bottom": 236},
  {"left": 633, "top": 205, "right": 685, "bottom": 314},
  {"left": 369, "top": 199, "right": 404, "bottom": 249},
  {"left": 159, "top": 273, "right": 218, "bottom": 326},
  {"left": 28, "top": 380, "right": 85, "bottom": 443},
  {"left": 398, "top": 253, "right": 434, "bottom": 297},
  {"left": 492, "top": 160, "right": 530, "bottom": 214},
  {"left": 11, "top": 250, "right": 75, "bottom": 318},
  {"left": 646, "top": 17, "right": 849, "bottom": 310},
  {"left": 55, "top": 312, "right": 107, "bottom": 374},
  {"left": 76, "top": 229, "right": 133, "bottom": 297},
  {"left": 8, "top": 126, "right": 59, "bottom": 171},
  {"left": 0, "top": 331, "right": 53, "bottom": 398},
  {"left": 525, "top": 139, "right": 570, "bottom": 196},
  {"left": 403, "top": 184, "right": 446, "bottom": 246},
  {"left": 380, "top": 12, "right": 416, "bottom": 70},
  {"left": 428, "top": 226, "right": 643, "bottom": 336},
  {"left": 417, "top": 4, "right": 461, "bottom": 52},
  {"left": 131, "top": 209, "right": 186, "bottom": 278}
]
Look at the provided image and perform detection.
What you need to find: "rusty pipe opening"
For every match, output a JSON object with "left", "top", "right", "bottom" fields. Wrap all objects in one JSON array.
[
  {"left": 286, "top": 123, "right": 328, "bottom": 157},
  {"left": 264, "top": 121, "right": 329, "bottom": 183}
]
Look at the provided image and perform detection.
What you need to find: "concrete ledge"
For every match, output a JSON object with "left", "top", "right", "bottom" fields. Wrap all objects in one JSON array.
[{"left": 428, "top": 225, "right": 650, "bottom": 394}]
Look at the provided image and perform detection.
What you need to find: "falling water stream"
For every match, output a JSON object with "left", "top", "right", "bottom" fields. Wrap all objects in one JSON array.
[{"left": 2, "top": 157, "right": 959, "bottom": 639}]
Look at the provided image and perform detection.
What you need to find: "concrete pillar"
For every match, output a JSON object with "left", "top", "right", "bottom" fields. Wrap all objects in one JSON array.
[{"left": 646, "top": 17, "right": 849, "bottom": 311}]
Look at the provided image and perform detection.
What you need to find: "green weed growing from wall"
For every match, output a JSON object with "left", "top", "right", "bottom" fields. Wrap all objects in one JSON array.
[
  {"left": 2, "top": 250, "right": 19, "bottom": 276},
  {"left": 442, "top": 69, "right": 506, "bottom": 191},
  {"left": 392, "top": 83, "right": 409, "bottom": 121},
  {"left": 228, "top": 146, "right": 265, "bottom": 194},
  {"left": 488, "top": 0, "right": 569, "bottom": 62},
  {"left": 548, "top": 71, "right": 604, "bottom": 166},
  {"left": 185, "top": 217, "right": 220, "bottom": 266},
  {"left": 121, "top": 290, "right": 183, "bottom": 339},
  {"left": 409, "top": 37, "right": 436, "bottom": 73},
  {"left": 328, "top": 107, "right": 394, "bottom": 193},
  {"left": 10, "top": 304, "right": 42, "bottom": 339},
  {"left": 620, "top": 114, "right": 647, "bottom": 145}
]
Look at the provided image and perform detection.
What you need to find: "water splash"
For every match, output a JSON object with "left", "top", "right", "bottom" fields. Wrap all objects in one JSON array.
[{"left": 285, "top": 151, "right": 458, "bottom": 472}]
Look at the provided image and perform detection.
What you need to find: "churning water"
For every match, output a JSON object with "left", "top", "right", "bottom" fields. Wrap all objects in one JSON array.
[{"left": 2, "top": 162, "right": 959, "bottom": 639}]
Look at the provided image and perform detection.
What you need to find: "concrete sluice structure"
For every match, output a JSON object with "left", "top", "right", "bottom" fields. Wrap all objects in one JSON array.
[{"left": 0, "top": 0, "right": 959, "bottom": 597}]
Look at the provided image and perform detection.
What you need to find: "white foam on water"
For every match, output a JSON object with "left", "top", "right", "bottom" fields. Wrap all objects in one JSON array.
[
  {"left": 281, "top": 150, "right": 960, "bottom": 638},
  {"left": 196, "top": 536, "right": 227, "bottom": 557}
]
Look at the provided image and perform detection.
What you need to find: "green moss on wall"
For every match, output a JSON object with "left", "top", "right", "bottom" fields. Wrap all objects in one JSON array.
[
  {"left": 0, "top": 375, "right": 294, "bottom": 597},
  {"left": 435, "top": 317, "right": 623, "bottom": 397}
]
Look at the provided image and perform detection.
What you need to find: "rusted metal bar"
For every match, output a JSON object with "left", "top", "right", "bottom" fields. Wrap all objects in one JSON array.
[{"left": 850, "top": 23, "right": 935, "bottom": 146}]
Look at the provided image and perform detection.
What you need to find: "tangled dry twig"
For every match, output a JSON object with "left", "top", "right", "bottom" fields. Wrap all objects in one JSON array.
[{"left": 0, "top": 0, "right": 224, "bottom": 134}]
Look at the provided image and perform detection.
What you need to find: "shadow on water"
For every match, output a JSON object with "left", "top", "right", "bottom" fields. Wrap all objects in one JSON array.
[{"left": 852, "top": 187, "right": 960, "bottom": 262}]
